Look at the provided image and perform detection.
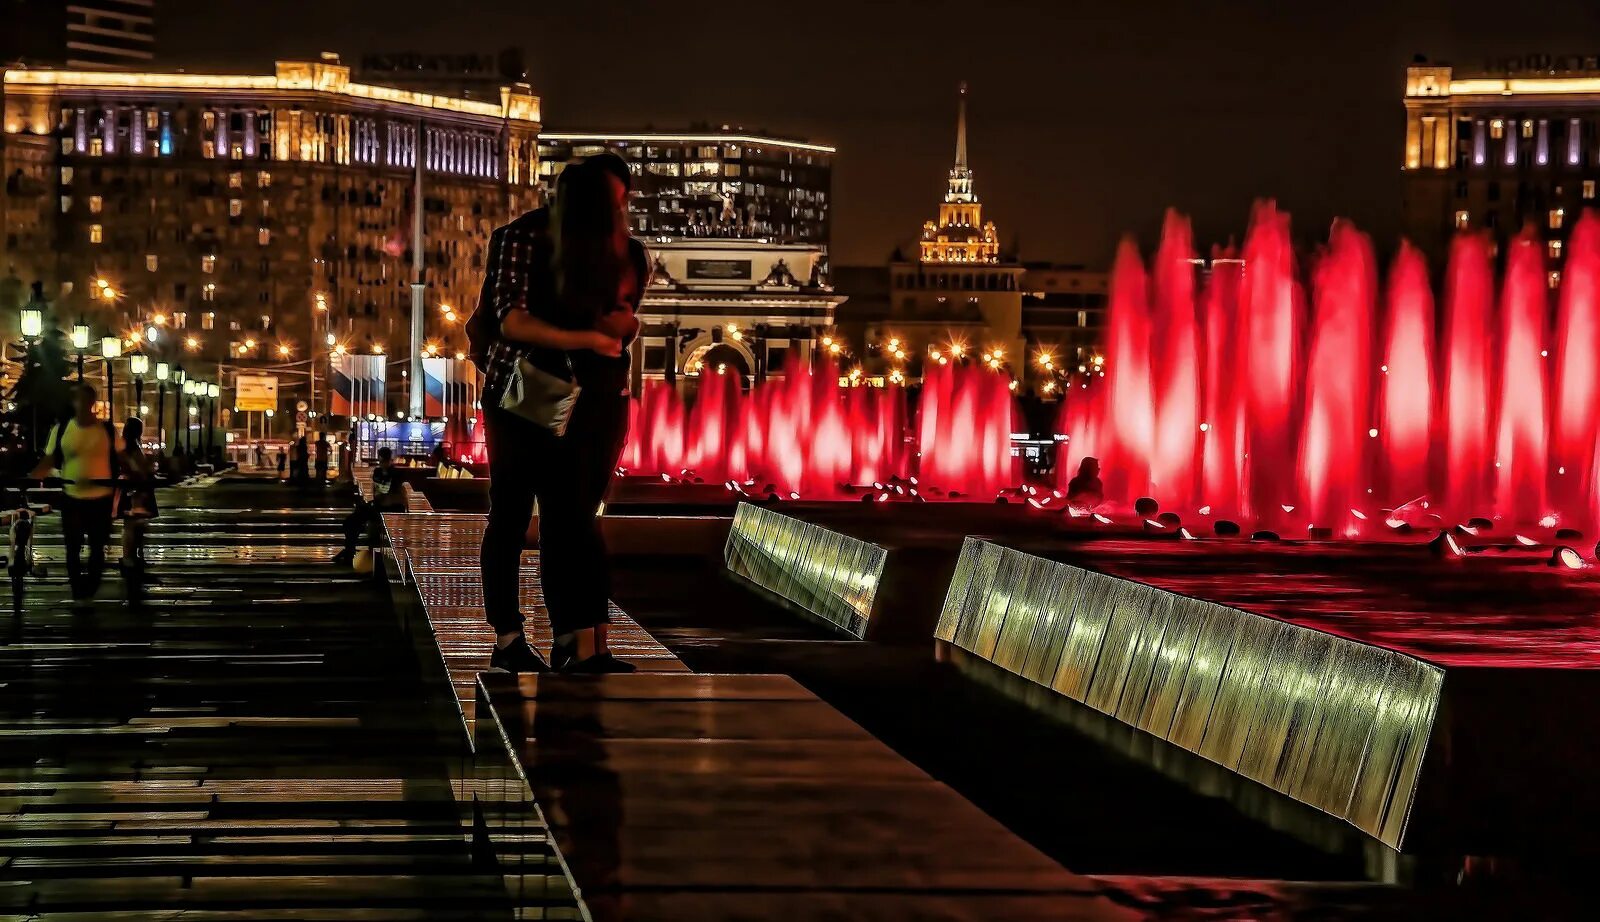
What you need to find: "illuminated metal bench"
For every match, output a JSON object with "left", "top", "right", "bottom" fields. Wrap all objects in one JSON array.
[
  {"left": 935, "top": 537, "right": 1442, "bottom": 851},
  {"left": 723, "top": 502, "right": 887, "bottom": 639}
]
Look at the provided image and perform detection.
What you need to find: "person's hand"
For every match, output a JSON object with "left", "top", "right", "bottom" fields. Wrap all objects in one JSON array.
[
  {"left": 582, "top": 331, "right": 623, "bottom": 357},
  {"left": 596, "top": 309, "right": 640, "bottom": 344}
]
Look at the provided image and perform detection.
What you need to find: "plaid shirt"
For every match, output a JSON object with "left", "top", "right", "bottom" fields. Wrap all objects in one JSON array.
[{"left": 477, "top": 209, "right": 551, "bottom": 397}]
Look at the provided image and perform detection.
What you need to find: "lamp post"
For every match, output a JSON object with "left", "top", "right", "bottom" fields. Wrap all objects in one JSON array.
[
  {"left": 206, "top": 381, "right": 219, "bottom": 459},
  {"left": 173, "top": 366, "right": 186, "bottom": 456},
  {"left": 71, "top": 320, "right": 90, "bottom": 381},
  {"left": 182, "top": 379, "right": 195, "bottom": 455},
  {"left": 129, "top": 351, "right": 148, "bottom": 419},
  {"left": 100, "top": 336, "right": 121, "bottom": 420},
  {"left": 19, "top": 305, "right": 43, "bottom": 453},
  {"left": 154, "top": 362, "right": 169, "bottom": 456}
]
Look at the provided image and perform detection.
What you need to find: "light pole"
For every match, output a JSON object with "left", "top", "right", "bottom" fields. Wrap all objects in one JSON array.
[
  {"left": 129, "top": 351, "right": 148, "bottom": 421},
  {"left": 100, "top": 336, "right": 121, "bottom": 420},
  {"left": 206, "top": 381, "right": 219, "bottom": 459},
  {"left": 71, "top": 320, "right": 90, "bottom": 381},
  {"left": 19, "top": 305, "right": 43, "bottom": 453},
  {"left": 182, "top": 379, "right": 195, "bottom": 455},
  {"left": 173, "top": 366, "right": 187, "bottom": 455},
  {"left": 155, "top": 362, "right": 169, "bottom": 456}
]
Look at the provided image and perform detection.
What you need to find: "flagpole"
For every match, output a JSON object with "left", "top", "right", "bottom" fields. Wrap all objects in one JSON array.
[{"left": 409, "top": 120, "right": 426, "bottom": 420}]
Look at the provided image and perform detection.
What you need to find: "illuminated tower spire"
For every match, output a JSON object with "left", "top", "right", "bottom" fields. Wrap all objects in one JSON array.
[
  {"left": 920, "top": 80, "right": 998, "bottom": 264},
  {"left": 946, "top": 81, "right": 975, "bottom": 204},
  {"left": 955, "top": 80, "right": 968, "bottom": 170}
]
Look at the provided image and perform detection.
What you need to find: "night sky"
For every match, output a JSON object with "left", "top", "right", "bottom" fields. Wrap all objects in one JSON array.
[{"left": 160, "top": 0, "right": 1600, "bottom": 268}]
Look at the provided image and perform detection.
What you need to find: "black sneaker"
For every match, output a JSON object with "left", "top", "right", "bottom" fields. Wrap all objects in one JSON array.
[
  {"left": 558, "top": 652, "right": 637, "bottom": 675},
  {"left": 489, "top": 636, "right": 549, "bottom": 674},
  {"left": 331, "top": 548, "right": 354, "bottom": 566}
]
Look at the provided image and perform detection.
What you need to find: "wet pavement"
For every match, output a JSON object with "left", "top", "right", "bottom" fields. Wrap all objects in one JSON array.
[{"left": 0, "top": 477, "right": 567, "bottom": 919}]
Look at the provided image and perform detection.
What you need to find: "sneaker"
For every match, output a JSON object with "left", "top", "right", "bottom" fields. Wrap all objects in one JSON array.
[
  {"left": 557, "top": 652, "right": 637, "bottom": 675},
  {"left": 331, "top": 548, "right": 355, "bottom": 566},
  {"left": 489, "top": 635, "right": 549, "bottom": 674}
]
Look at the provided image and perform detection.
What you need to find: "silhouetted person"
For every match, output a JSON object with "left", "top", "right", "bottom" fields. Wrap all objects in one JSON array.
[
  {"left": 314, "top": 435, "right": 330, "bottom": 483},
  {"left": 1066, "top": 457, "right": 1104, "bottom": 511},
  {"left": 333, "top": 446, "right": 403, "bottom": 565},
  {"left": 32, "top": 384, "right": 117, "bottom": 607},
  {"left": 276, "top": 447, "right": 287, "bottom": 479}
]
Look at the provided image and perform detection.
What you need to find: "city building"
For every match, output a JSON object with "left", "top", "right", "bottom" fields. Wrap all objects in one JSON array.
[
  {"left": 353, "top": 49, "right": 527, "bottom": 103},
  {"left": 537, "top": 129, "right": 840, "bottom": 390},
  {"left": 537, "top": 131, "right": 833, "bottom": 245},
  {"left": 1403, "top": 54, "right": 1600, "bottom": 275},
  {"left": 885, "top": 83, "right": 1025, "bottom": 374},
  {"left": 919, "top": 83, "right": 998, "bottom": 263},
  {"left": 1, "top": 54, "right": 541, "bottom": 422},
  {"left": 633, "top": 239, "right": 843, "bottom": 390},
  {"left": 1, "top": 0, "right": 156, "bottom": 71},
  {"left": 836, "top": 84, "right": 1107, "bottom": 392}
]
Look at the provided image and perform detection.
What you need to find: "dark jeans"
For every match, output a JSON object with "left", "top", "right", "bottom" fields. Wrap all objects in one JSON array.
[
  {"left": 480, "top": 391, "right": 629, "bottom": 638},
  {"left": 61, "top": 494, "right": 113, "bottom": 600},
  {"left": 343, "top": 497, "right": 401, "bottom": 553}
]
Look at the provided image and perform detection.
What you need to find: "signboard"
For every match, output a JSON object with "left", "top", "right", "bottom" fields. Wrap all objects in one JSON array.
[
  {"left": 235, "top": 374, "right": 278, "bottom": 412},
  {"left": 331, "top": 354, "right": 387, "bottom": 419},
  {"left": 687, "top": 258, "right": 752, "bottom": 281}
]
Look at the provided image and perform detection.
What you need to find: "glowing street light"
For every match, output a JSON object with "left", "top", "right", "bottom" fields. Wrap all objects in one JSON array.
[
  {"left": 71, "top": 321, "right": 91, "bottom": 351},
  {"left": 277, "top": 343, "right": 292, "bottom": 357},
  {"left": 184, "top": 336, "right": 200, "bottom": 351}
]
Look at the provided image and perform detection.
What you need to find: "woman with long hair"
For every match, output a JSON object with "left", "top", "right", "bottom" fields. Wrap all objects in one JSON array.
[
  {"left": 117, "top": 416, "right": 157, "bottom": 574},
  {"left": 477, "top": 154, "right": 647, "bottom": 673}
]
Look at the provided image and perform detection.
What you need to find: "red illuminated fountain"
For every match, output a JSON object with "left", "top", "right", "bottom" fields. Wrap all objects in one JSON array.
[
  {"left": 620, "top": 358, "right": 1017, "bottom": 499},
  {"left": 1058, "top": 203, "right": 1600, "bottom": 536}
]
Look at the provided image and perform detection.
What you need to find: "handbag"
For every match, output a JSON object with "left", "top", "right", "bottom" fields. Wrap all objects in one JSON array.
[{"left": 499, "top": 353, "right": 581, "bottom": 436}]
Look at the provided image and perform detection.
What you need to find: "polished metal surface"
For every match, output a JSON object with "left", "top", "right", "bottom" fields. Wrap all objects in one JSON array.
[
  {"left": 723, "top": 503, "right": 886, "bottom": 638},
  {"left": 936, "top": 537, "right": 1444, "bottom": 850}
]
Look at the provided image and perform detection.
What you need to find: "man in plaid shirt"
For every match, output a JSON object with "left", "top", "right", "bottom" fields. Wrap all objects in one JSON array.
[{"left": 470, "top": 207, "right": 551, "bottom": 398}]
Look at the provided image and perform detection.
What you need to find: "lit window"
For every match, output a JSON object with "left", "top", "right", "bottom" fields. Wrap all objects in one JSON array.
[
  {"left": 1551, "top": 270, "right": 1563, "bottom": 289},
  {"left": 1586, "top": 180, "right": 1597, "bottom": 200},
  {"left": 1455, "top": 210, "right": 1470, "bottom": 229},
  {"left": 202, "top": 284, "right": 216, "bottom": 303},
  {"left": 59, "top": 137, "right": 72, "bottom": 155},
  {"left": 258, "top": 170, "right": 271, "bottom": 187},
  {"left": 89, "top": 137, "right": 103, "bottom": 156},
  {"left": 173, "top": 311, "right": 186, "bottom": 329},
  {"left": 1550, "top": 240, "right": 1563, "bottom": 259},
  {"left": 60, "top": 195, "right": 72, "bottom": 213},
  {"left": 1077, "top": 310, "right": 1088, "bottom": 328},
  {"left": 229, "top": 199, "right": 243, "bottom": 218},
  {"left": 88, "top": 195, "right": 102, "bottom": 214},
  {"left": 258, "top": 227, "right": 271, "bottom": 246},
  {"left": 202, "top": 141, "right": 215, "bottom": 159},
  {"left": 1523, "top": 119, "right": 1535, "bottom": 139},
  {"left": 89, "top": 224, "right": 102, "bottom": 244},
  {"left": 60, "top": 166, "right": 72, "bottom": 185},
  {"left": 146, "top": 254, "right": 158, "bottom": 271},
  {"left": 203, "top": 112, "right": 216, "bottom": 132},
  {"left": 202, "top": 311, "right": 214, "bottom": 330},
  {"left": 229, "top": 172, "right": 242, "bottom": 189},
  {"left": 145, "top": 110, "right": 159, "bottom": 131},
  {"left": 231, "top": 144, "right": 243, "bottom": 159},
  {"left": 1490, "top": 119, "right": 1505, "bottom": 140},
  {"left": 201, "top": 254, "right": 216, "bottom": 273},
  {"left": 1551, "top": 208, "right": 1565, "bottom": 230}
]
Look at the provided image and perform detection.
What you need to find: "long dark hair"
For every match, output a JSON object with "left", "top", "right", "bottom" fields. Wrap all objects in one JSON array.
[{"left": 551, "top": 159, "right": 630, "bottom": 324}]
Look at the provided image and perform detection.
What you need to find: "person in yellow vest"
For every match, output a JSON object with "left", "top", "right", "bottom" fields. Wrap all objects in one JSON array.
[{"left": 32, "top": 384, "right": 119, "bottom": 606}]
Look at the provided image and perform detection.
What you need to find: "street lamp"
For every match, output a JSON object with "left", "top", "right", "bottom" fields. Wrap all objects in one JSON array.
[
  {"left": 71, "top": 320, "right": 91, "bottom": 380},
  {"left": 182, "top": 378, "right": 195, "bottom": 455},
  {"left": 19, "top": 306, "right": 43, "bottom": 340},
  {"left": 100, "top": 335, "right": 121, "bottom": 419},
  {"left": 155, "top": 362, "right": 169, "bottom": 455},
  {"left": 129, "top": 351, "right": 148, "bottom": 414},
  {"left": 206, "top": 381, "right": 219, "bottom": 457}
]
